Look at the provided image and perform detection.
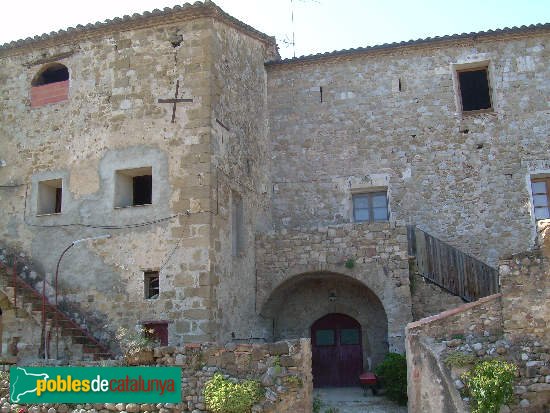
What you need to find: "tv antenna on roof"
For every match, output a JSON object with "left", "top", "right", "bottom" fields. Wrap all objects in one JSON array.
[{"left": 281, "top": 0, "right": 320, "bottom": 58}]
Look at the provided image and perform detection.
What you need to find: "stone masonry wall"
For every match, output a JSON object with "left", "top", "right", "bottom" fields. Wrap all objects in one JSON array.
[
  {"left": 499, "top": 220, "right": 550, "bottom": 344},
  {"left": 0, "top": 14, "right": 218, "bottom": 347},
  {"left": 410, "top": 271, "right": 466, "bottom": 321},
  {"left": 406, "top": 294, "right": 503, "bottom": 413},
  {"left": 0, "top": 3, "right": 281, "bottom": 350},
  {"left": 267, "top": 29, "right": 550, "bottom": 266},
  {"left": 208, "top": 19, "right": 274, "bottom": 343},
  {"left": 256, "top": 222, "right": 412, "bottom": 353},
  {"left": 1, "top": 339, "right": 312, "bottom": 413}
]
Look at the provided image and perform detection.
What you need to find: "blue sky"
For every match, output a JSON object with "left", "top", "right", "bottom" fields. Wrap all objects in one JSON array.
[{"left": 1, "top": 0, "right": 549, "bottom": 58}]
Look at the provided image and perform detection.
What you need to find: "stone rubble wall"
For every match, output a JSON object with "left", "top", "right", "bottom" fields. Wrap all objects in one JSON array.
[
  {"left": 407, "top": 283, "right": 550, "bottom": 412},
  {"left": 499, "top": 220, "right": 550, "bottom": 344},
  {"left": 1, "top": 339, "right": 312, "bottom": 413}
]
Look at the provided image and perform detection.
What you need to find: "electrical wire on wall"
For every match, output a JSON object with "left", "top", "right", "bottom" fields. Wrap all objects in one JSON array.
[{"left": 18, "top": 183, "right": 214, "bottom": 229}]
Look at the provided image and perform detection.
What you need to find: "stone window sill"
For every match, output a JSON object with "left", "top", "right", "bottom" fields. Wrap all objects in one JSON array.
[{"left": 114, "top": 204, "right": 152, "bottom": 210}]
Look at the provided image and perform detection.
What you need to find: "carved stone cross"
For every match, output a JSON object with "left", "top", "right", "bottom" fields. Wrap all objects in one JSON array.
[{"left": 157, "top": 80, "right": 193, "bottom": 123}]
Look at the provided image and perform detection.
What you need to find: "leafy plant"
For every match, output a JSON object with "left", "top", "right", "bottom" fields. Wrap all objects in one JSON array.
[
  {"left": 374, "top": 353, "right": 408, "bottom": 405},
  {"left": 344, "top": 258, "right": 355, "bottom": 269},
  {"left": 462, "top": 360, "right": 516, "bottom": 413},
  {"left": 444, "top": 351, "right": 477, "bottom": 368},
  {"left": 204, "top": 373, "right": 264, "bottom": 413},
  {"left": 312, "top": 396, "right": 323, "bottom": 413},
  {"left": 284, "top": 375, "right": 303, "bottom": 387},
  {"left": 114, "top": 326, "right": 157, "bottom": 356},
  {"left": 324, "top": 408, "right": 339, "bottom": 413},
  {"left": 272, "top": 355, "right": 282, "bottom": 374}
]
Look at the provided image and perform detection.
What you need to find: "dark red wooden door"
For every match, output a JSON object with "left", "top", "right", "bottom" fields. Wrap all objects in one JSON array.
[{"left": 311, "top": 313, "right": 363, "bottom": 387}]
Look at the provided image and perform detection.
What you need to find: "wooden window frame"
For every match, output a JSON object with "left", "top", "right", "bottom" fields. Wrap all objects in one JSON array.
[
  {"left": 456, "top": 66, "right": 493, "bottom": 115},
  {"left": 531, "top": 177, "right": 550, "bottom": 221},
  {"left": 352, "top": 191, "right": 389, "bottom": 223},
  {"left": 144, "top": 271, "right": 160, "bottom": 299}
]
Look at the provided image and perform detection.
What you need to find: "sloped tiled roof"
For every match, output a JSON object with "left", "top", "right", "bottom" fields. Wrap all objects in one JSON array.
[
  {"left": 266, "top": 23, "right": 550, "bottom": 67},
  {"left": 0, "top": 0, "right": 276, "bottom": 53}
]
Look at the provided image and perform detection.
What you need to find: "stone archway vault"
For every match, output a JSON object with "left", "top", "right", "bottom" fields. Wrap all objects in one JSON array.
[{"left": 261, "top": 271, "right": 390, "bottom": 369}]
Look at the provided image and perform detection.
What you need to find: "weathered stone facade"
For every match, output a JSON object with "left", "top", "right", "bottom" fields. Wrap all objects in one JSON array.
[
  {"left": 0, "top": 2, "right": 278, "bottom": 351},
  {"left": 266, "top": 29, "right": 549, "bottom": 267}
]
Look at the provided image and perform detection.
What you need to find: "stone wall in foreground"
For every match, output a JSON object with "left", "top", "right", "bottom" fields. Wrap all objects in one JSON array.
[
  {"left": 3, "top": 339, "right": 312, "bottom": 413},
  {"left": 407, "top": 241, "right": 550, "bottom": 413}
]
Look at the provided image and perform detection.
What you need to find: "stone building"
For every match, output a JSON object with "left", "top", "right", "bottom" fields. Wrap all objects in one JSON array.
[{"left": 0, "top": 0, "right": 548, "bottom": 389}]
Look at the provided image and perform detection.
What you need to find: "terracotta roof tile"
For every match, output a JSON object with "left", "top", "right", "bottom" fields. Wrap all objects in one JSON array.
[
  {"left": 0, "top": 1, "right": 275, "bottom": 52},
  {"left": 266, "top": 23, "right": 550, "bottom": 66}
]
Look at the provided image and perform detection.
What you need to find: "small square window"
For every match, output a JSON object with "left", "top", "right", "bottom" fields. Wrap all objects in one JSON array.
[
  {"left": 115, "top": 167, "right": 152, "bottom": 208},
  {"left": 143, "top": 322, "right": 168, "bottom": 346},
  {"left": 457, "top": 67, "right": 492, "bottom": 112},
  {"left": 144, "top": 271, "right": 159, "bottom": 299},
  {"left": 37, "top": 179, "right": 62, "bottom": 214},
  {"left": 531, "top": 177, "right": 550, "bottom": 221},
  {"left": 353, "top": 191, "right": 388, "bottom": 223}
]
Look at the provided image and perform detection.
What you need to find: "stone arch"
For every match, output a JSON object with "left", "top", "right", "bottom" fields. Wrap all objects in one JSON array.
[
  {"left": 261, "top": 271, "right": 389, "bottom": 368},
  {"left": 31, "top": 63, "right": 69, "bottom": 86},
  {"left": 258, "top": 263, "right": 387, "bottom": 312}
]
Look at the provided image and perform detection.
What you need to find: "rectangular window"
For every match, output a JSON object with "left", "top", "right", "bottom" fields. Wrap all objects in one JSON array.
[
  {"left": 232, "top": 192, "right": 244, "bottom": 256},
  {"left": 115, "top": 167, "right": 152, "bottom": 208},
  {"left": 315, "top": 329, "right": 335, "bottom": 346},
  {"left": 144, "top": 271, "right": 159, "bottom": 299},
  {"left": 457, "top": 67, "right": 492, "bottom": 112},
  {"left": 37, "top": 179, "right": 62, "bottom": 214},
  {"left": 143, "top": 322, "right": 168, "bottom": 346},
  {"left": 353, "top": 191, "right": 388, "bottom": 223},
  {"left": 531, "top": 177, "right": 550, "bottom": 220},
  {"left": 340, "top": 329, "right": 360, "bottom": 345}
]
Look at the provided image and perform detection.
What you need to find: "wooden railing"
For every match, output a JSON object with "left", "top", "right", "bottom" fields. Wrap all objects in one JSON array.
[{"left": 407, "top": 226, "right": 499, "bottom": 302}]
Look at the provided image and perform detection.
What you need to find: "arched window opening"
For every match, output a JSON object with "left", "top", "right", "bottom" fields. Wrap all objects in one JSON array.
[
  {"left": 31, "top": 63, "right": 69, "bottom": 86},
  {"left": 30, "top": 63, "right": 70, "bottom": 108}
]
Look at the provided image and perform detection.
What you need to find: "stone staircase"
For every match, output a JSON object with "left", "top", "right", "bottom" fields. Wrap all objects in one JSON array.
[{"left": 0, "top": 247, "right": 112, "bottom": 361}]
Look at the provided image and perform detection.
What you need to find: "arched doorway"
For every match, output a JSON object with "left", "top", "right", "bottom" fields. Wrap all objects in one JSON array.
[
  {"left": 311, "top": 313, "right": 363, "bottom": 387},
  {"left": 261, "top": 272, "right": 389, "bottom": 370}
]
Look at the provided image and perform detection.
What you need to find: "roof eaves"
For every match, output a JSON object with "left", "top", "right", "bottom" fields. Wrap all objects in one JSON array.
[
  {"left": 266, "top": 23, "right": 550, "bottom": 67},
  {"left": 0, "top": 1, "right": 276, "bottom": 54}
]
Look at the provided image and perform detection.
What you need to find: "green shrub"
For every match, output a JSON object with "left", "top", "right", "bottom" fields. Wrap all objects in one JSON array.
[
  {"left": 283, "top": 375, "right": 303, "bottom": 387},
  {"left": 344, "top": 258, "right": 355, "bottom": 269},
  {"left": 374, "top": 353, "right": 407, "bottom": 405},
  {"left": 444, "top": 351, "right": 477, "bottom": 368},
  {"left": 312, "top": 396, "right": 323, "bottom": 413},
  {"left": 462, "top": 359, "right": 516, "bottom": 413},
  {"left": 204, "top": 373, "right": 264, "bottom": 413}
]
